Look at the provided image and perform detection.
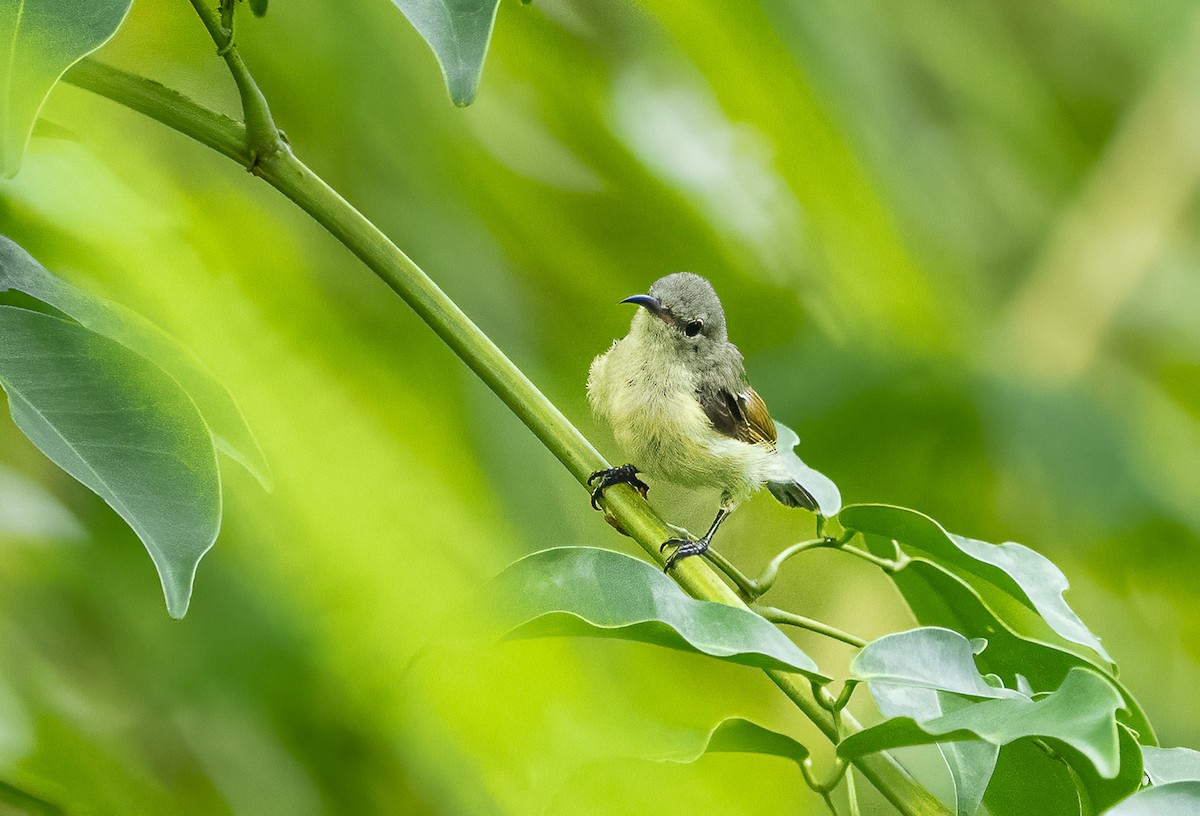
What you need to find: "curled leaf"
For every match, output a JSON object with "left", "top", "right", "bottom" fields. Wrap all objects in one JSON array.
[
  {"left": 839, "top": 504, "right": 1111, "bottom": 663},
  {"left": 661, "top": 717, "right": 811, "bottom": 767}
]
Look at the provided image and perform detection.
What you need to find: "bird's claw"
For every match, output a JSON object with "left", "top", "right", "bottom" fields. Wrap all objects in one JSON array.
[
  {"left": 587, "top": 464, "right": 649, "bottom": 510},
  {"left": 661, "top": 537, "right": 710, "bottom": 571}
]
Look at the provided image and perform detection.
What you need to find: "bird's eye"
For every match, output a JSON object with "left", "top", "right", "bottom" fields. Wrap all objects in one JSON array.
[{"left": 684, "top": 320, "right": 703, "bottom": 337}]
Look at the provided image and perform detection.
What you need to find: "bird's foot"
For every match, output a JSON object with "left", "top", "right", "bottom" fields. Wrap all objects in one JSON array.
[
  {"left": 587, "top": 464, "right": 649, "bottom": 510},
  {"left": 661, "top": 537, "right": 710, "bottom": 572}
]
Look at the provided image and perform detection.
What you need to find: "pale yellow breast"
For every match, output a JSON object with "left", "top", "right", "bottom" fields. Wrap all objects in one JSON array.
[{"left": 588, "top": 337, "right": 774, "bottom": 500}]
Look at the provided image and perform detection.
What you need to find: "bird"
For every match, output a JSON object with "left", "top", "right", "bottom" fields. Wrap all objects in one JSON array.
[{"left": 586, "top": 272, "right": 840, "bottom": 571}]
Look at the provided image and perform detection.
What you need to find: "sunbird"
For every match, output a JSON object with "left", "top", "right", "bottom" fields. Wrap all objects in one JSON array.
[{"left": 587, "top": 272, "right": 839, "bottom": 570}]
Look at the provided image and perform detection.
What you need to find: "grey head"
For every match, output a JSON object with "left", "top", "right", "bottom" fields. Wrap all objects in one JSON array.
[{"left": 621, "top": 272, "right": 729, "bottom": 349}]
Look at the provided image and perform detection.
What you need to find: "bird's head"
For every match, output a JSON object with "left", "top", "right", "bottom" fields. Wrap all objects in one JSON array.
[{"left": 621, "top": 272, "right": 728, "bottom": 354}]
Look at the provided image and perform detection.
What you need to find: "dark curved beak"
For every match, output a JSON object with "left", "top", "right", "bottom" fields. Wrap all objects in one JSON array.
[{"left": 620, "top": 294, "right": 667, "bottom": 319}]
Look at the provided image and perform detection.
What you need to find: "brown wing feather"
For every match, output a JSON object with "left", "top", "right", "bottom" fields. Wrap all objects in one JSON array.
[{"left": 698, "top": 384, "right": 778, "bottom": 448}]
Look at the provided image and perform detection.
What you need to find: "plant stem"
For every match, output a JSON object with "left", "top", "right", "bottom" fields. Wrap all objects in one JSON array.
[
  {"left": 754, "top": 537, "right": 837, "bottom": 596},
  {"left": 702, "top": 547, "right": 761, "bottom": 600},
  {"left": 60, "top": 58, "right": 950, "bottom": 816},
  {"left": 755, "top": 605, "right": 867, "bottom": 649},
  {"left": 186, "top": 0, "right": 282, "bottom": 163}
]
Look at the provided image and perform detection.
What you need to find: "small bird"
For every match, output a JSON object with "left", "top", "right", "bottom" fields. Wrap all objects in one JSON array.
[{"left": 587, "top": 272, "right": 840, "bottom": 570}]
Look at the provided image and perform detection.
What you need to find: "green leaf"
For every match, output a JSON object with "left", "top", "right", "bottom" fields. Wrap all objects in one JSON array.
[
  {"left": 1065, "top": 724, "right": 1144, "bottom": 813},
  {"left": 839, "top": 504, "right": 1112, "bottom": 664},
  {"left": 486, "top": 546, "right": 829, "bottom": 681},
  {"left": 852, "top": 627, "right": 1025, "bottom": 701},
  {"left": 1103, "top": 782, "right": 1200, "bottom": 815},
  {"left": 839, "top": 667, "right": 1124, "bottom": 780},
  {"left": 0, "top": 0, "right": 133, "bottom": 176},
  {"left": 0, "top": 236, "right": 271, "bottom": 488},
  {"left": 388, "top": 0, "right": 501, "bottom": 106},
  {"left": 0, "top": 305, "right": 220, "bottom": 617},
  {"left": 852, "top": 627, "right": 1021, "bottom": 816},
  {"left": 982, "top": 741, "right": 1083, "bottom": 816},
  {"left": 661, "top": 717, "right": 811, "bottom": 766},
  {"left": 773, "top": 421, "right": 841, "bottom": 516},
  {"left": 1142, "top": 747, "right": 1200, "bottom": 784},
  {"left": 248, "top": 0, "right": 268, "bottom": 17},
  {"left": 878, "top": 555, "right": 1154, "bottom": 741}
]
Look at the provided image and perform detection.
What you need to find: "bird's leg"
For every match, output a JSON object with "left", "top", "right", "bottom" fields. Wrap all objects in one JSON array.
[
  {"left": 662, "top": 506, "right": 732, "bottom": 571},
  {"left": 587, "top": 464, "right": 650, "bottom": 510}
]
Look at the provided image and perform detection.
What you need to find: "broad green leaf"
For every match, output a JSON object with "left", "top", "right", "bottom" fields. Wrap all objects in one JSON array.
[
  {"left": 1103, "top": 782, "right": 1200, "bottom": 815},
  {"left": 839, "top": 504, "right": 1112, "bottom": 664},
  {"left": 0, "top": 236, "right": 271, "bottom": 488},
  {"left": 661, "top": 717, "right": 811, "bottom": 766},
  {"left": 389, "top": 0, "right": 501, "bottom": 106},
  {"left": 1142, "top": 747, "right": 1200, "bottom": 784},
  {"left": 0, "top": 0, "right": 133, "bottom": 176},
  {"left": 249, "top": 0, "right": 268, "bottom": 17},
  {"left": 0, "top": 305, "right": 220, "bottom": 617},
  {"left": 839, "top": 667, "right": 1123, "bottom": 780},
  {"left": 486, "top": 547, "right": 829, "bottom": 680},
  {"left": 852, "top": 627, "right": 1025, "bottom": 700},
  {"left": 876, "top": 554, "right": 1153, "bottom": 741}
]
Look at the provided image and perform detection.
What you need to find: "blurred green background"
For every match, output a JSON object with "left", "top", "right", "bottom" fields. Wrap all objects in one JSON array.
[{"left": 1, "top": 0, "right": 1199, "bottom": 813}]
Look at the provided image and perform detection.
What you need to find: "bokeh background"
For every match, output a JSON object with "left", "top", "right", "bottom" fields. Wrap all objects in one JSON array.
[{"left": 1, "top": 0, "right": 1199, "bottom": 813}]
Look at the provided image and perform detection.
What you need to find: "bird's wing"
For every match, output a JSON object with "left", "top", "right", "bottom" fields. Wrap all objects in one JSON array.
[{"left": 698, "top": 384, "right": 778, "bottom": 449}]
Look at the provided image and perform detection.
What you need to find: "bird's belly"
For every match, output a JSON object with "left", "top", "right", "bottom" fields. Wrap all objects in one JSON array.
[{"left": 609, "top": 382, "right": 769, "bottom": 494}]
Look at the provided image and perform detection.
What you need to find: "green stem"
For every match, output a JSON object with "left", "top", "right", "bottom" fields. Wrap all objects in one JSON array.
[
  {"left": 702, "top": 547, "right": 761, "bottom": 600},
  {"left": 186, "top": 0, "right": 281, "bottom": 163},
  {"left": 60, "top": 58, "right": 950, "bottom": 816},
  {"left": 754, "top": 605, "right": 867, "bottom": 649},
  {"left": 754, "top": 537, "right": 837, "bottom": 596}
]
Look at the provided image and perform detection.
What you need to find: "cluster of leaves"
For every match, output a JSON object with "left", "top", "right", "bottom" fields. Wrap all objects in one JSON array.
[{"left": 480, "top": 503, "right": 1200, "bottom": 814}]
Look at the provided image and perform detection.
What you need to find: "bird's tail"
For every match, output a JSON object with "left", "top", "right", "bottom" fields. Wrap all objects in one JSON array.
[{"left": 767, "top": 480, "right": 820, "bottom": 512}]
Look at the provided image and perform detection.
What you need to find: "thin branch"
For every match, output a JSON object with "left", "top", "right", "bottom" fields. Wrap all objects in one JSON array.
[
  {"left": 755, "top": 605, "right": 867, "bottom": 649},
  {"left": 59, "top": 58, "right": 949, "bottom": 816}
]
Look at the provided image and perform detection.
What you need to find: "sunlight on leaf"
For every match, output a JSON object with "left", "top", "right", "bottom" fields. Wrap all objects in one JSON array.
[
  {"left": 485, "top": 546, "right": 829, "bottom": 680},
  {"left": 0, "top": 305, "right": 220, "bottom": 617},
  {"left": 0, "top": 0, "right": 133, "bottom": 176}
]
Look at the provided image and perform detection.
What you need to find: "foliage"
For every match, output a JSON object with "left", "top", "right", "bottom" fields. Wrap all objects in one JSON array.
[{"left": 1, "top": 1, "right": 1198, "bottom": 815}]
